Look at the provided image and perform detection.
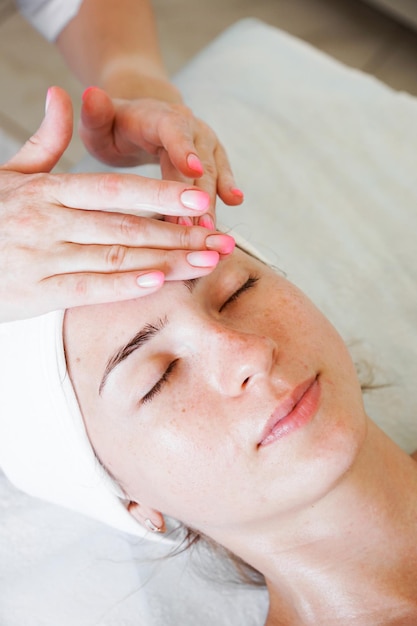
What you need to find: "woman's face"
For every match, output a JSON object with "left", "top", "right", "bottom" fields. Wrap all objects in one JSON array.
[{"left": 64, "top": 248, "right": 367, "bottom": 538}]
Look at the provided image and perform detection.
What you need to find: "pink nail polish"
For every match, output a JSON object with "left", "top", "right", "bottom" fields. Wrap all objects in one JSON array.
[
  {"left": 231, "top": 187, "right": 244, "bottom": 198},
  {"left": 181, "top": 190, "right": 210, "bottom": 212},
  {"left": 187, "top": 154, "right": 204, "bottom": 174},
  {"left": 199, "top": 215, "right": 215, "bottom": 230},
  {"left": 136, "top": 272, "right": 164, "bottom": 289},
  {"left": 187, "top": 251, "right": 219, "bottom": 267},
  {"left": 205, "top": 234, "right": 235, "bottom": 255}
]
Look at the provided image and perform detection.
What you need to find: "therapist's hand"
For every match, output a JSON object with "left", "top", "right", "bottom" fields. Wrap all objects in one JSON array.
[
  {"left": 79, "top": 87, "right": 244, "bottom": 225},
  {"left": 0, "top": 87, "right": 235, "bottom": 323}
]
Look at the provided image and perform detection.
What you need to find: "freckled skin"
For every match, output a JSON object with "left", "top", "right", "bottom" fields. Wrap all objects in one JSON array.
[
  {"left": 64, "top": 248, "right": 367, "bottom": 536},
  {"left": 62, "top": 244, "right": 417, "bottom": 626}
]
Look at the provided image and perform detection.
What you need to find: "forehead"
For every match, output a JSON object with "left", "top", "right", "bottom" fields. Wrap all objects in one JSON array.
[{"left": 64, "top": 248, "right": 266, "bottom": 364}]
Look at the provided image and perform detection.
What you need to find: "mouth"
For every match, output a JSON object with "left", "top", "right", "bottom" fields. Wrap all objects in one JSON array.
[{"left": 257, "top": 375, "right": 320, "bottom": 448}]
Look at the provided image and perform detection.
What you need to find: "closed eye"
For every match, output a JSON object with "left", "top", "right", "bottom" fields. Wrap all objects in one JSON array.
[
  {"left": 219, "top": 274, "right": 259, "bottom": 313},
  {"left": 140, "top": 274, "right": 259, "bottom": 404},
  {"left": 142, "top": 359, "right": 178, "bottom": 405}
]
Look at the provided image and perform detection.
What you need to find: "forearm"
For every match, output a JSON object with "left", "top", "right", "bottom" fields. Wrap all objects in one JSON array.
[{"left": 56, "top": 0, "right": 182, "bottom": 103}]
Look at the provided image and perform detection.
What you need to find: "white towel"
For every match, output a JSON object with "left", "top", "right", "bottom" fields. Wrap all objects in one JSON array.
[{"left": 0, "top": 311, "right": 161, "bottom": 537}]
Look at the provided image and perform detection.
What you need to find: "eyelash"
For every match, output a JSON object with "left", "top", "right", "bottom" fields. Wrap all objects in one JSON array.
[
  {"left": 219, "top": 274, "right": 259, "bottom": 312},
  {"left": 141, "top": 273, "right": 260, "bottom": 405},
  {"left": 142, "top": 359, "right": 178, "bottom": 405}
]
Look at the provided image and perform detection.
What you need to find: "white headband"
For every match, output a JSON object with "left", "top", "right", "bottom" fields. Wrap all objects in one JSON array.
[
  {"left": 0, "top": 310, "right": 154, "bottom": 537},
  {"left": 0, "top": 231, "right": 270, "bottom": 538}
]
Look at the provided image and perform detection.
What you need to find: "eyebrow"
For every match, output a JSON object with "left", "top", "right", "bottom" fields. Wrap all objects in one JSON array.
[
  {"left": 98, "top": 277, "right": 202, "bottom": 395},
  {"left": 182, "top": 277, "right": 201, "bottom": 293},
  {"left": 99, "top": 316, "right": 167, "bottom": 395}
]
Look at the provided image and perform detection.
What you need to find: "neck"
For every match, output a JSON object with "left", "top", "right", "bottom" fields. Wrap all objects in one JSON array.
[{"left": 218, "top": 421, "right": 417, "bottom": 625}]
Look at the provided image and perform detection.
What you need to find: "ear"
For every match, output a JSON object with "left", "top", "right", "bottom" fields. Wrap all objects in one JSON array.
[{"left": 127, "top": 501, "right": 166, "bottom": 534}]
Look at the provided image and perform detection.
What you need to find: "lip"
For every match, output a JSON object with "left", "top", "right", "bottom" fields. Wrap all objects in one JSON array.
[{"left": 258, "top": 376, "right": 320, "bottom": 447}]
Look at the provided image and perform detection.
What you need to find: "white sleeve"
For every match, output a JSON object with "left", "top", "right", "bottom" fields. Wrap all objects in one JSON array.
[{"left": 16, "top": 0, "right": 84, "bottom": 41}]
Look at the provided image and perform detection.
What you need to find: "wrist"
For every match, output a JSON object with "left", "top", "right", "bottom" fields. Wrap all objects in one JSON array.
[{"left": 99, "top": 59, "right": 183, "bottom": 104}]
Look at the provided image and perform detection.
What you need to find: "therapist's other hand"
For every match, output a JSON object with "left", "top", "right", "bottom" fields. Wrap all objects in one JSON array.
[
  {"left": 0, "top": 87, "right": 235, "bottom": 323},
  {"left": 79, "top": 87, "right": 244, "bottom": 223}
]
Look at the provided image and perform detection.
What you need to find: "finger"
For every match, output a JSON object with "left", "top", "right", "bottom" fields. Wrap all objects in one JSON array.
[
  {"left": 155, "top": 112, "right": 220, "bottom": 180},
  {"left": 159, "top": 132, "right": 203, "bottom": 178},
  {"left": 49, "top": 172, "right": 211, "bottom": 216},
  {"left": 198, "top": 214, "right": 216, "bottom": 230},
  {"left": 158, "top": 152, "right": 210, "bottom": 223},
  {"left": 157, "top": 116, "right": 234, "bottom": 198},
  {"left": 59, "top": 209, "right": 235, "bottom": 253},
  {"left": 160, "top": 137, "right": 220, "bottom": 219},
  {"left": 79, "top": 87, "right": 117, "bottom": 156},
  {"left": 188, "top": 138, "right": 244, "bottom": 218},
  {"left": 159, "top": 149, "right": 192, "bottom": 186},
  {"left": 158, "top": 170, "right": 214, "bottom": 228},
  {"left": 42, "top": 252, "right": 220, "bottom": 309},
  {"left": 113, "top": 101, "right": 207, "bottom": 179},
  {"left": 164, "top": 215, "right": 180, "bottom": 224},
  {"left": 49, "top": 245, "right": 221, "bottom": 277},
  {"left": 43, "top": 270, "right": 166, "bottom": 309},
  {"left": 212, "top": 143, "right": 244, "bottom": 206},
  {"left": 4, "top": 86, "right": 73, "bottom": 174}
]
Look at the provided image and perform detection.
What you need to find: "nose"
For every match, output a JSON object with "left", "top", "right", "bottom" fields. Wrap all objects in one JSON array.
[{"left": 202, "top": 321, "right": 276, "bottom": 397}]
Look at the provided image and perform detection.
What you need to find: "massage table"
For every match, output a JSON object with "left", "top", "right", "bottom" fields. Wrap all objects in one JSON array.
[{"left": 1, "top": 17, "right": 417, "bottom": 625}]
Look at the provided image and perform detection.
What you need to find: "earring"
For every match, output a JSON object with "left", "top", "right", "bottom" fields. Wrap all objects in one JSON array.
[{"left": 145, "top": 518, "right": 164, "bottom": 533}]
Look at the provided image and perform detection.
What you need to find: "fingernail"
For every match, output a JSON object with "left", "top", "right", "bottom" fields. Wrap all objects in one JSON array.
[
  {"left": 231, "top": 187, "right": 244, "bottom": 199},
  {"left": 181, "top": 190, "right": 210, "bottom": 212},
  {"left": 136, "top": 271, "right": 164, "bottom": 289},
  {"left": 205, "top": 234, "right": 235, "bottom": 255},
  {"left": 82, "top": 86, "right": 98, "bottom": 102},
  {"left": 45, "top": 87, "right": 52, "bottom": 114},
  {"left": 187, "top": 251, "right": 219, "bottom": 267},
  {"left": 187, "top": 154, "right": 204, "bottom": 174},
  {"left": 178, "top": 216, "right": 193, "bottom": 226},
  {"left": 199, "top": 215, "right": 215, "bottom": 230}
]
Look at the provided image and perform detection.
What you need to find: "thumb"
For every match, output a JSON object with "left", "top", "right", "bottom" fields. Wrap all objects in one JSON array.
[
  {"left": 79, "top": 86, "right": 115, "bottom": 152},
  {"left": 4, "top": 86, "right": 73, "bottom": 174}
]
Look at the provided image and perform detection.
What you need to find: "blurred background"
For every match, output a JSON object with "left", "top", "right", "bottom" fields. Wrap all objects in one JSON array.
[{"left": 1, "top": 0, "right": 417, "bottom": 171}]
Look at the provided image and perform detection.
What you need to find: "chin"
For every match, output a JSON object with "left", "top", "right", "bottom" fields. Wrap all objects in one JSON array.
[
  {"left": 297, "top": 374, "right": 369, "bottom": 495},
  {"left": 311, "top": 408, "right": 369, "bottom": 495}
]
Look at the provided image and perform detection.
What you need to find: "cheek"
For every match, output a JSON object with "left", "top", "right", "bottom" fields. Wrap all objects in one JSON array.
[
  {"left": 102, "top": 390, "right": 232, "bottom": 518},
  {"left": 282, "top": 292, "right": 352, "bottom": 371}
]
